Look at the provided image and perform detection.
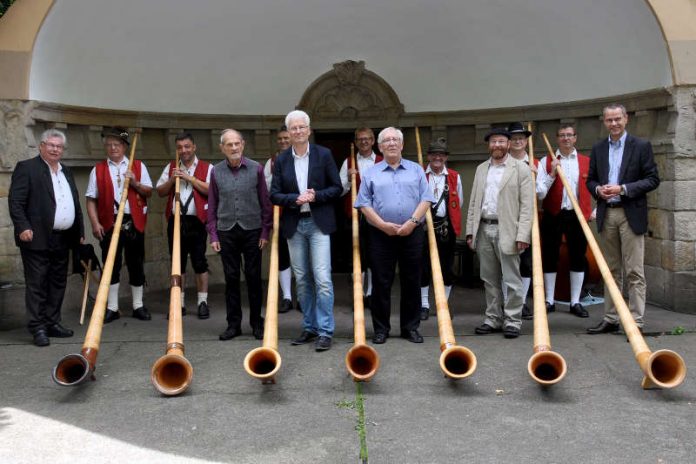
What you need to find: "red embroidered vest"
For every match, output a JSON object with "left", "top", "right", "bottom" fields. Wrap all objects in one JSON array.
[
  {"left": 426, "top": 168, "right": 462, "bottom": 236},
  {"left": 96, "top": 160, "right": 147, "bottom": 233},
  {"left": 542, "top": 153, "right": 592, "bottom": 220},
  {"left": 164, "top": 159, "right": 210, "bottom": 224}
]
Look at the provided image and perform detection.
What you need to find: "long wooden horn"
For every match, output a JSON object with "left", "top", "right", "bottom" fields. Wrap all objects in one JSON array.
[
  {"left": 151, "top": 149, "right": 193, "bottom": 395},
  {"left": 345, "top": 143, "right": 380, "bottom": 381},
  {"left": 415, "top": 128, "right": 477, "bottom": 379},
  {"left": 541, "top": 133, "right": 686, "bottom": 389},
  {"left": 243, "top": 205, "right": 282, "bottom": 384},
  {"left": 526, "top": 123, "right": 567, "bottom": 386},
  {"left": 53, "top": 130, "right": 141, "bottom": 386}
]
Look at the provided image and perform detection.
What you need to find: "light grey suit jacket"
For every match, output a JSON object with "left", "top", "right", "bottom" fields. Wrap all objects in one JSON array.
[{"left": 465, "top": 156, "right": 534, "bottom": 255}]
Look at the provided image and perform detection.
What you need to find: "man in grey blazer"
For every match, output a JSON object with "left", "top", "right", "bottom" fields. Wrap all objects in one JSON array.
[
  {"left": 466, "top": 128, "right": 535, "bottom": 339},
  {"left": 586, "top": 103, "right": 659, "bottom": 334}
]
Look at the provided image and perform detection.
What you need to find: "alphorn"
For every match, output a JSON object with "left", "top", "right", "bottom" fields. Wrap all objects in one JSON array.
[
  {"left": 53, "top": 130, "right": 141, "bottom": 386},
  {"left": 415, "top": 128, "right": 477, "bottom": 379},
  {"left": 345, "top": 143, "right": 380, "bottom": 381},
  {"left": 151, "top": 150, "right": 193, "bottom": 395},
  {"left": 79, "top": 259, "right": 92, "bottom": 326},
  {"left": 541, "top": 133, "right": 686, "bottom": 389},
  {"left": 526, "top": 123, "right": 567, "bottom": 386},
  {"left": 243, "top": 205, "right": 282, "bottom": 384}
]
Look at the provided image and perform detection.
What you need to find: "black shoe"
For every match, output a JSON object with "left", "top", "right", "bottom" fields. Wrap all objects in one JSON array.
[
  {"left": 198, "top": 301, "right": 210, "bottom": 319},
  {"left": 279, "top": 298, "right": 293, "bottom": 314},
  {"left": 569, "top": 303, "right": 589, "bottom": 318},
  {"left": 252, "top": 317, "right": 265, "bottom": 340},
  {"left": 372, "top": 332, "right": 388, "bottom": 344},
  {"left": 104, "top": 310, "right": 121, "bottom": 324},
  {"left": 315, "top": 336, "right": 332, "bottom": 351},
  {"left": 47, "top": 323, "right": 73, "bottom": 338},
  {"left": 587, "top": 320, "right": 620, "bottom": 334},
  {"left": 475, "top": 323, "right": 501, "bottom": 335},
  {"left": 503, "top": 326, "right": 520, "bottom": 339},
  {"left": 400, "top": 329, "right": 424, "bottom": 343},
  {"left": 219, "top": 327, "right": 242, "bottom": 340},
  {"left": 132, "top": 307, "right": 151, "bottom": 321},
  {"left": 521, "top": 304, "right": 533, "bottom": 320},
  {"left": 291, "top": 330, "right": 318, "bottom": 345},
  {"left": 33, "top": 330, "right": 50, "bottom": 347},
  {"left": 420, "top": 307, "right": 430, "bottom": 321},
  {"left": 546, "top": 302, "right": 556, "bottom": 313}
]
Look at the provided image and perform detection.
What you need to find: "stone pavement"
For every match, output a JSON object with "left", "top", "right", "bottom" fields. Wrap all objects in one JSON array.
[{"left": 1, "top": 279, "right": 695, "bottom": 464}]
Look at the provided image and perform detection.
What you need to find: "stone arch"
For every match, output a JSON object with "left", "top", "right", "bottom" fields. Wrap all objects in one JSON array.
[{"left": 297, "top": 60, "right": 404, "bottom": 122}]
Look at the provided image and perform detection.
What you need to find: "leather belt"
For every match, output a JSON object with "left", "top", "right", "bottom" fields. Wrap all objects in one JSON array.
[
  {"left": 299, "top": 212, "right": 312, "bottom": 218},
  {"left": 606, "top": 202, "right": 623, "bottom": 208},
  {"left": 481, "top": 218, "right": 498, "bottom": 224}
]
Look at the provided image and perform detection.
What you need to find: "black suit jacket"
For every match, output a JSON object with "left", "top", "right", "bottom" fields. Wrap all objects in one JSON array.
[
  {"left": 586, "top": 133, "right": 659, "bottom": 234},
  {"left": 9, "top": 155, "right": 84, "bottom": 250},
  {"left": 270, "top": 144, "right": 342, "bottom": 238}
]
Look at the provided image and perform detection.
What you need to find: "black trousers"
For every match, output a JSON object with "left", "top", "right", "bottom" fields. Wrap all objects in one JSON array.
[
  {"left": 218, "top": 225, "right": 263, "bottom": 331},
  {"left": 358, "top": 215, "right": 373, "bottom": 271},
  {"left": 21, "top": 231, "right": 70, "bottom": 334},
  {"left": 100, "top": 217, "right": 145, "bottom": 286},
  {"left": 519, "top": 246, "right": 533, "bottom": 278},
  {"left": 278, "top": 227, "right": 291, "bottom": 272},
  {"left": 167, "top": 215, "right": 209, "bottom": 274},
  {"left": 420, "top": 222, "right": 456, "bottom": 287},
  {"left": 541, "top": 210, "right": 588, "bottom": 272},
  {"left": 369, "top": 224, "right": 425, "bottom": 335}
]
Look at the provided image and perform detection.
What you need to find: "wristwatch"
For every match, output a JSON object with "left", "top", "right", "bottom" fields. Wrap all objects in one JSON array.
[{"left": 409, "top": 216, "right": 419, "bottom": 224}]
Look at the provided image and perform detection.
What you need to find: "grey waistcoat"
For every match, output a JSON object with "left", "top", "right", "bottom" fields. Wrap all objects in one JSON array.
[{"left": 214, "top": 158, "right": 262, "bottom": 231}]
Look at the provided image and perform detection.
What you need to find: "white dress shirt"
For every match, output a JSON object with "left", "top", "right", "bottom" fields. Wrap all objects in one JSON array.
[
  {"left": 481, "top": 156, "right": 508, "bottom": 219},
  {"left": 86, "top": 158, "right": 153, "bottom": 214},
  {"left": 44, "top": 160, "right": 75, "bottom": 230},
  {"left": 425, "top": 165, "right": 463, "bottom": 218},
  {"left": 292, "top": 145, "right": 311, "bottom": 213},
  {"left": 156, "top": 156, "right": 211, "bottom": 216},
  {"left": 339, "top": 151, "right": 377, "bottom": 196},
  {"left": 537, "top": 149, "right": 580, "bottom": 211}
]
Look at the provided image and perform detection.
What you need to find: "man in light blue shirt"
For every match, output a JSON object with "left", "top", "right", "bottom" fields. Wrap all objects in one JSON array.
[{"left": 355, "top": 127, "right": 434, "bottom": 344}]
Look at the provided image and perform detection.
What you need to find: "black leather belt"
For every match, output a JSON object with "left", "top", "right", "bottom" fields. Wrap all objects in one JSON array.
[
  {"left": 481, "top": 218, "right": 498, "bottom": 224},
  {"left": 299, "top": 212, "right": 312, "bottom": 219},
  {"left": 606, "top": 203, "right": 623, "bottom": 208}
]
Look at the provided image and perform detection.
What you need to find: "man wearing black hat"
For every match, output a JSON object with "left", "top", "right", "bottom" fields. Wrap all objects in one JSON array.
[
  {"left": 85, "top": 127, "right": 153, "bottom": 323},
  {"left": 507, "top": 122, "right": 538, "bottom": 319},
  {"left": 9, "top": 129, "right": 84, "bottom": 346},
  {"left": 419, "top": 137, "right": 463, "bottom": 320},
  {"left": 466, "top": 128, "right": 534, "bottom": 339}
]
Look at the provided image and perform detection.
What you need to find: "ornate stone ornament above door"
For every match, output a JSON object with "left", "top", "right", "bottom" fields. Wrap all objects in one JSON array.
[{"left": 297, "top": 60, "right": 404, "bottom": 123}]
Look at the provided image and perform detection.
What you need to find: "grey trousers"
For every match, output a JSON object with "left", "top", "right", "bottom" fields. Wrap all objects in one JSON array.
[{"left": 476, "top": 223, "right": 524, "bottom": 329}]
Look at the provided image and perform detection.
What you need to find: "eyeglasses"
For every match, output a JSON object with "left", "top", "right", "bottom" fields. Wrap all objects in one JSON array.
[
  {"left": 41, "top": 142, "right": 64, "bottom": 150},
  {"left": 380, "top": 137, "right": 401, "bottom": 145},
  {"left": 288, "top": 125, "right": 308, "bottom": 132}
]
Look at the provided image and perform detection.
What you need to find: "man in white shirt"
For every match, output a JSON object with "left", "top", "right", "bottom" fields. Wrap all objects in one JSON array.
[
  {"left": 156, "top": 132, "right": 212, "bottom": 319},
  {"left": 85, "top": 127, "right": 153, "bottom": 323},
  {"left": 338, "top": 127, "right": 382, "bottom": 309}
]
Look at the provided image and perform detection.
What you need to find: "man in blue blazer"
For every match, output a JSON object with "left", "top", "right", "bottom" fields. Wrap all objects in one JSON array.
[
  {"left": 586, "top": 103, "right": 660, "bottom": 334},
  {"left": 270, "top": 110, "right": 342, "bottom": 351},
  {"left": 9, "top": 129, "right": 84, "bottom": 346}
]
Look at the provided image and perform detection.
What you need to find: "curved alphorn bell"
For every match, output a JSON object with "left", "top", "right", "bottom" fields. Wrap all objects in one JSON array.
[
  {"left": 415, "top": 128, "right": 477, "bottom": 379},
  {"left": 541, "top": 133, "right": 686, "bottom": 389},
  {"left": 345, "top": 143, "right": 380, "bottom": 381},
  {"left": 243, "top": 205, "right": 282, "bottom": 384},
  {"left": 151, "top": 150, "right": 193, "bottom": 395},
  {"left": 53, "top": 130, "right": 141, "bottom": 386},
  {"left": 526, "top": 123, "right": 567, "bottom": 386}
]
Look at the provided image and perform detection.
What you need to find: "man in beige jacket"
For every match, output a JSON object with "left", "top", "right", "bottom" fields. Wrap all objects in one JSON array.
[{"left": 465, "top": 128, "right": 534, "bottom": 338}]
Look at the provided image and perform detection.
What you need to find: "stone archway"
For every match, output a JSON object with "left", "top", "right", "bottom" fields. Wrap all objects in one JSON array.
[{"left": 297, "top": 60, "right": 404, "bottom": 123}]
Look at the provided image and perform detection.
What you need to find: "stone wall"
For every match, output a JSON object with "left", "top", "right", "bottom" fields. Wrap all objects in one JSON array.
[{"left": 1, "top": 87, "right": 694, "bottom": 325}]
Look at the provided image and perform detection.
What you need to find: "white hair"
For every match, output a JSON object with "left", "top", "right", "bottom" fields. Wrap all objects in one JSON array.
[
  {"left": 285, "top": 110, "right": 310, "bottom": 128},
  {"left": 220, "top": 128, "right": 244, "bottom": 144},
  {"left": 377, "top": 127, "right": 404, "bottom": 144},
  {"left": 40, "top": 129, "right": 67, "bottom": 146}
]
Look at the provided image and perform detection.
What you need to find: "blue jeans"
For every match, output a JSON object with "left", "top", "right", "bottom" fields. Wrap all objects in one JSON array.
[{"left": 287, "top": 217, "right": 335, "bottom": 337}]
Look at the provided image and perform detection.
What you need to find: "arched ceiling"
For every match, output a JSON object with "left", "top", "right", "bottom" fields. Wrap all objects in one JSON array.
[{"left": 27, "top": 0, "right": 672, "bottom": 114}]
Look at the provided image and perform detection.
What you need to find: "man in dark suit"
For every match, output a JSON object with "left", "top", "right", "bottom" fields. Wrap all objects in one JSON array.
[
  {"left": 586, "top": 103, "right": 660, "bottom": 334},
  {"left": 9, "top": 129, "right": 84, "bottom": 346},
  {"left": 270, "top": 110, "right": 342, "bottom": 351}
]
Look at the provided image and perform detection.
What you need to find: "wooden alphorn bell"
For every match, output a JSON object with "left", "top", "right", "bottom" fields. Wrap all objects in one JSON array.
[
  {"left": 151, "top": 150, "right": 193, "bottom": 395},
  {"left": 345, "top": 143, "right": 380, "bottom": 381},
  {"left": 526, "top": 123, "right": 568, "bottom": 386},
  {"left": 541, "top": 133, "right": 686, "bottom": 389},
  {"left": 243, "top": 205, "right": 282, "bottom": 384},
  {"left": 415, "top": 128, "right": 477, "bottom": 379},
  {"left": 53, "top": 130, "right": 141, "bottom": 386}
]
